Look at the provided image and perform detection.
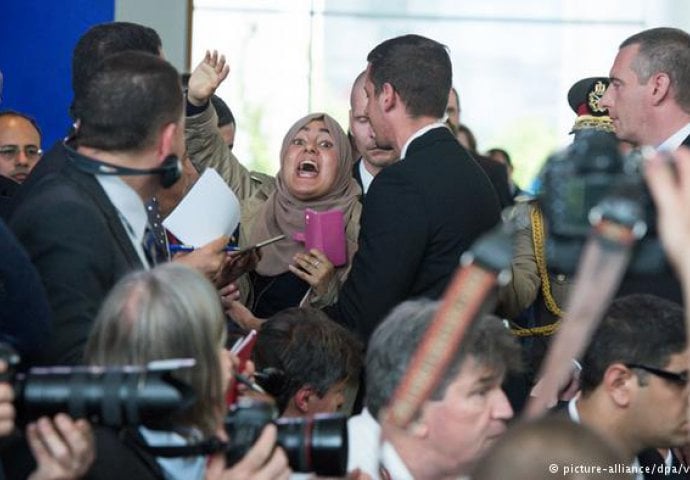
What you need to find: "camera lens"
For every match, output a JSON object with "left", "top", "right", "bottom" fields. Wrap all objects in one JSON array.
[
  {"left": 15, "top": 367, "right": 195, "bottom": 428},
  {"left": 276, "top": 413, "right": 348, "bottom": 477}
]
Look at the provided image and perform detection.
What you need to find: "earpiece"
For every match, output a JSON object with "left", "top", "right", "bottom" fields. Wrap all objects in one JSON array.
[{"left": 65, "top": 143, "right": 182, "bottom": 188}]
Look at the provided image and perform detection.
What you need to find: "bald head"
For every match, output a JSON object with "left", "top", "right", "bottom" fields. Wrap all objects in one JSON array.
[{"left": 349, "top": 70, "right": 397, "bottom": 176}]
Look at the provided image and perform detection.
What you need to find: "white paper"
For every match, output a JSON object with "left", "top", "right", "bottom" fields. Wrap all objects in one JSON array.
[{"left": 162, "top": 168, "right": 240, "bottom": 246}]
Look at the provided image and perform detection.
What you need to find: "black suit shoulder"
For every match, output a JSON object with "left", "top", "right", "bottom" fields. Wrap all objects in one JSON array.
[
  {"left": 9, "top": 153, "right": 143, "bottom": 364},
  {"left": 335, "top": 127, "right": 501, "bottom": 339}
]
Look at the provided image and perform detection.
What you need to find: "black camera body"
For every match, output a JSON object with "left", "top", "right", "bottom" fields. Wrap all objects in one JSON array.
[
  {"left": 538, "top": 130, "right": 667, "bottom": 275},
  {"left": 0, "top": 343, "right": 196, "bottom": 429},
  {"left": 224, "top": 398, "right": 348, "bottom": 476}
]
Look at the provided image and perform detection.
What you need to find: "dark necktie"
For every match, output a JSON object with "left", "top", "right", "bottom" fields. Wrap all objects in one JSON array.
[{"left": 143, "top": 197, "right": 169, "bottom": 266}]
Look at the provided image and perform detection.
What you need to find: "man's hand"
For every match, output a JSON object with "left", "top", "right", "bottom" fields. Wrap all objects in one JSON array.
[
  {"left": 172, "top": 235, "right": 229, "bottom": 284},
  {"left": 26, "top": 414, "right": 95, "bottom": 480},
  {"left": 205, "top": 424, "right": 290, "bottom": 480},
  {"left": 216, "top": 250, "right": 260, "bottom": 288},
  {"left": 187, "top": 50, "right": 230, "bottom": 107},
  {"left": 0, "top": 361, "right": 15, "bottom": 437}
]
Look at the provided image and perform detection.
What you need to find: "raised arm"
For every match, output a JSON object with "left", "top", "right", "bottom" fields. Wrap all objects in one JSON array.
[{"left": 185, "top": 50, "right": 257, "bottom": 201}]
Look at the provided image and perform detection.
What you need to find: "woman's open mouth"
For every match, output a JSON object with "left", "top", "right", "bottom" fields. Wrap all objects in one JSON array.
[{"left": 297, "top": 160, "right": 319, "bottom": 178}]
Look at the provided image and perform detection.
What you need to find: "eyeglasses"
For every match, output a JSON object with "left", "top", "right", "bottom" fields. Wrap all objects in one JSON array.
[
  {"left": 625, "top": 363, "right": 689, "bottom": 387},
  {"left": 0, "top": 145, "right": 43, "bottom": 162}
]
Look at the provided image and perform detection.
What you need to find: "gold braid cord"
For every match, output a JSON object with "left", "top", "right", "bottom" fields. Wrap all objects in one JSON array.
[{"left": 511, "top": 206, "right": 562, "bottom": 337}]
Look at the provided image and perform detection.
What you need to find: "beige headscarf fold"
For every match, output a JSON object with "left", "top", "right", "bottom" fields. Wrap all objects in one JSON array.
[{"left": 249, "top": 113, "right": 361, "bottom": 276}]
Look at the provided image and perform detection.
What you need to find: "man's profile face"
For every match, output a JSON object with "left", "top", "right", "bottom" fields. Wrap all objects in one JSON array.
[
  {"left": 363, "top": 67, "right": 395, "bottom": 153},
  {"left": 349, "top": 80, "right": 397, "bottom": 170},
  {"left": 421, "top": 357, "right": 513, "bottom": 473},
  {"left": 630, "top": 348, "right": 690, "bottom": 448},
  {"left": 599, "top": 44, "right": 651, "bottom": 146}
]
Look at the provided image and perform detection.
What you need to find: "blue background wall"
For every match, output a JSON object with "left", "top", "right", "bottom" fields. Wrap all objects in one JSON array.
[{"left": 0, "top": 0, "right": 115, "bottom": 148}]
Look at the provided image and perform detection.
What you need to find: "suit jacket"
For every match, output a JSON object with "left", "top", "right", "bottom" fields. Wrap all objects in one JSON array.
[
  {"left": 0, "top": 219, "right": 52, "bottom": 363},
  {"left": 0, "top": 176, "right": 18, "bottom": 221},
  {"left": 9, "top": 143, "right": 144, "bottom": 364},
  {"left": 474, "top": 153, "right": 513, "bottom": 209},
  {"left": 3, "top": 139, "right": 67, "bottom": 222},
  {"left": 331, "top": 127, "right": 501, "bottom": 340}
]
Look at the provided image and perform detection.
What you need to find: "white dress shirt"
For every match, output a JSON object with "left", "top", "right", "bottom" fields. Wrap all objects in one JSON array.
[
  {"left": 96, "top": 174, "right": 150, "bottom": 269},
  {"left": 657, "top": 122, "right": 690, "bottom": 152},
  {"left": 347, "top": 408, "right": 382, "bottom": 478}
]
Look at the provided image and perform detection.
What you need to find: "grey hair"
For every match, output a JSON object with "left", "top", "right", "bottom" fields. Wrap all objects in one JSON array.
[
  {"left": 84, "top": 263, "right": 226, "bottom": 435},
  {"left": 621, "top": 27, "right": 690, "bottom": 112},
  {"left": 365, "top": 299, "right": 521, "bottom": 418}
]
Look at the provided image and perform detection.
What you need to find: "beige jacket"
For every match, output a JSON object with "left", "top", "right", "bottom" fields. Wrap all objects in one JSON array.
[
  {"left": 497, "top": 202, "right": 571, "bottom": 326},
  {"left": 185, "top": 104, "right": 361, "bottom": 308}
]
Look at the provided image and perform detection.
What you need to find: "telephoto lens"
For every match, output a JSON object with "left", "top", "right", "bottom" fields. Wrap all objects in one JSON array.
[
  {"left": 0, "top": 344, "right": 197, "bottom": 429},
  {"left": 225, "top": 398, "right": 348, "bottom": 476}
]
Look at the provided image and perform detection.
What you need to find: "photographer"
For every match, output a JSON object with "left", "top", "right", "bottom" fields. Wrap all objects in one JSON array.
[
  {"left": 83, "top": 264, "right": 290, "bottom": 480},
  {"left": 0, "top": 362, "right": 95, "bottom": 480}
]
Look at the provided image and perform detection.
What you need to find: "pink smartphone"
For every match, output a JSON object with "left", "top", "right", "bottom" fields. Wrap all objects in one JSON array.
[{"left": 293, "top": 208, "right": 347, "bottom": 266}]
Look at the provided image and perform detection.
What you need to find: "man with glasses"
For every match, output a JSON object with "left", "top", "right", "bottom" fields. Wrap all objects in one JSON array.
[
  {"left": 0, "top": 111, "right": 42, "bottom": 184},
  {"left": 568, "top": 294, "right": 690, "bottom": 479}
]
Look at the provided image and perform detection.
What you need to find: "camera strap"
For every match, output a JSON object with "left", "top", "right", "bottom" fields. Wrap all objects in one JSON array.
[
  {"left": 525, "top": 210, "right": 643, "bottom": 418},
  {"left": 384, "top": 223, "right": 514, "bottom": 428}
]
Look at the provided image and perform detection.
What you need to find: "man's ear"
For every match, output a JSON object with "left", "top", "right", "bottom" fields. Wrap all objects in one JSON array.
[
  {"left": 650, "top": 72, "right": 671, "bottom": 106},
  {"left": 381, "top": 82, "right": 397, "bottom": 113},
  {"left": 293, "top": 386, "right": 315, "bottom": 414},
  {"left": 157, "top": 122, "right": 179, "bottom": 161},
  {"left": 603, "top": 363, "right": 635, "bottom": 407}
]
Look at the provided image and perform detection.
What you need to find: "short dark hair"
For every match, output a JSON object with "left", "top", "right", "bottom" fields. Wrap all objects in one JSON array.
[
  {"left": 365, "top": 299, "right": 521, "bottom": 418},
  {"left": 75, "top": 51, "right": 182, "bottom": 152},
  {"left": 254, "top": 307, "right": 363, "bottom": 414},
  {"left": 580, "top": 294, "right": 686, "bottom": 394},
  {"left": 0, "top": 110, "right": 42, "bottom": 139},
  {"left": 72, "top": 22, "right": 162, "bottom": 118},
  {"left": 366, "top": 34, "right": 452, "bottom": 118},
  {"left": 487, "top": 148, "right": 512, "bottom": 168},
  {"left": 621, "top": 27, "right": 690, "bottom": 112},
  {"left": 210, "top": 95, "right": 235, "bottom": 128}
]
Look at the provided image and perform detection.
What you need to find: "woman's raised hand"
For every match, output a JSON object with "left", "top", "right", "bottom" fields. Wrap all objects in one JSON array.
[{"left": 187, "top": 49, "right": 230, "bottom": 107}]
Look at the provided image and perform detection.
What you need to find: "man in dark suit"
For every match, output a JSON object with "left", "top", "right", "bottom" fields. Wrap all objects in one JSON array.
[
  {"left": 331, "top": 35, "right": 501, "bottom": 340},
  {"left": 600, "top": 27, "right": 690, "bottom": 150},
  {"left": 4, "top": 22, "right": 163, "bottom": 221},
  {"left": 10, "top": 51, "right": 186, "bottom": 364},
  {"left": 349, "top": 70, "right": 398, "bottom": 196},
  {"left": 565, "top": 294, "right": 690, "bottom": 479}
]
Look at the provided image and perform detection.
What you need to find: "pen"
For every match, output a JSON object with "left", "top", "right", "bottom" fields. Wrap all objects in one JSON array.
[
  {"left": 233, "top": 373, "right": 267, "bottom": 394},
  {"left": 169, "top": 244, "right": 239, "bottom": 253}
]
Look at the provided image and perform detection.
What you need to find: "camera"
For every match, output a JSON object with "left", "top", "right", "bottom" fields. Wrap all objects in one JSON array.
[
  {"left": 538, "top": 130, "right": 667, "bottom": 275},
  {"left": 0, "top": 343, "right": 196, "bottom": 428},
  {"left": 224, "top": 398, "right": 348, "bottom": 476}
]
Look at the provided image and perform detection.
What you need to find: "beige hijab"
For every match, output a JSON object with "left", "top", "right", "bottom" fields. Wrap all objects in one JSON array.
[{"left": 249, "top": 113, "right": 361, "bottom": 276}]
